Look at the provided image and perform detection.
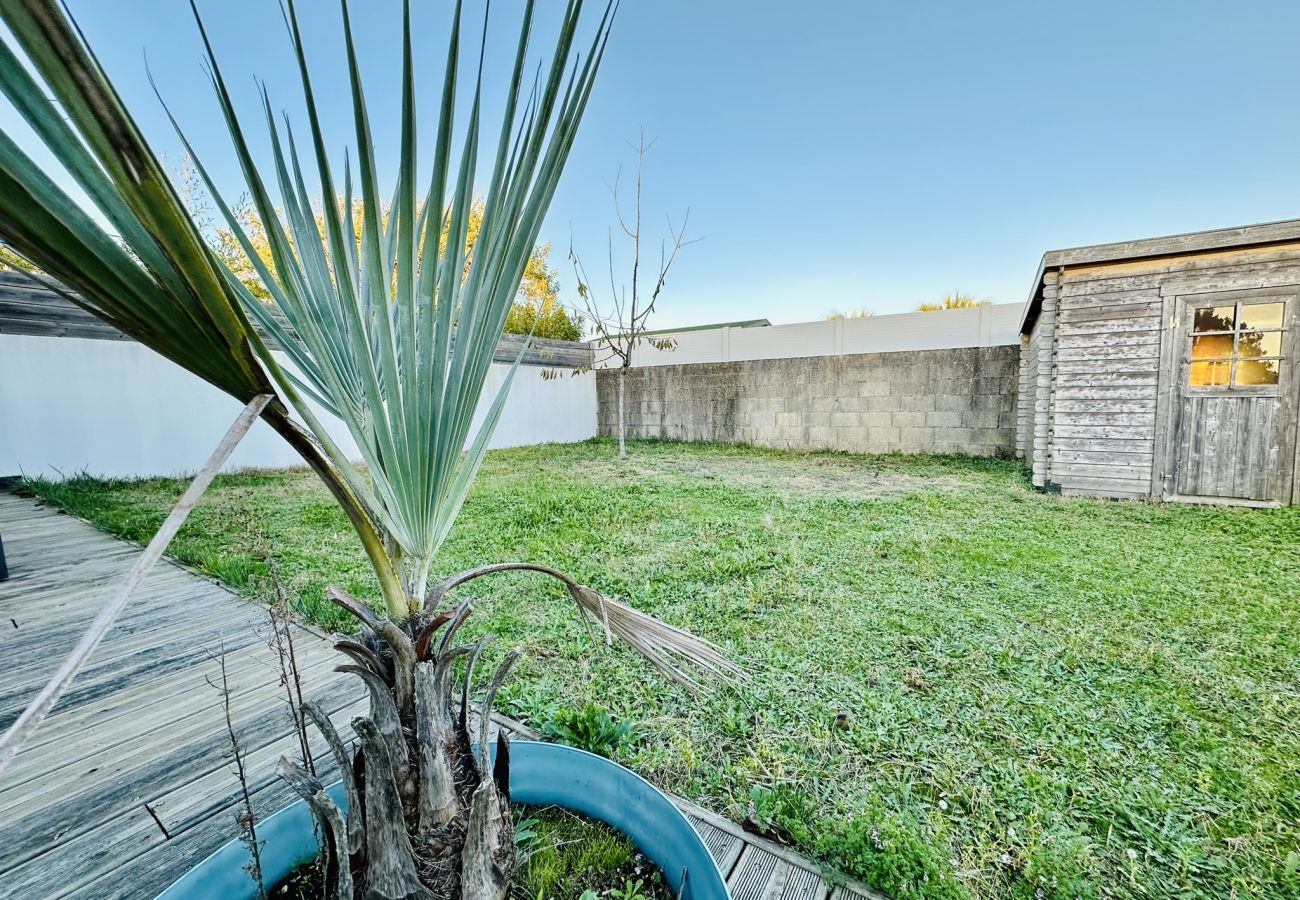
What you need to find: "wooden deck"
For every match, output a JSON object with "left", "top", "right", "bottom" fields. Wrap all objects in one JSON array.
[{"left": 0, "top": 490, "right": 882, "bottom": 899}]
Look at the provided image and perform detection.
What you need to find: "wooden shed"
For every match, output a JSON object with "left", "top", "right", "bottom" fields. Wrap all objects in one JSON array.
[{"left": 1018, "top": 220, "right": 1300, "bottom": 506}]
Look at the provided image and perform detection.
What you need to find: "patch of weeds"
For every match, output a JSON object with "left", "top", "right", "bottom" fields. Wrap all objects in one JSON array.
[
  {"left": 1013, "top": 825, "right": 1099, "bottom": 900},
  {"left": 590, "top": 880, "right": 656, "bottom": 900},
  {"left": 743, "top": 783, "right": 819, "bottom": 845},
  {"left": 515, "top": 804, "right": 669, "bottom": 900},
  {"left": 810, "top": 801, "right": 964, "bottom": 900},
  {"left": 497, "top": 682, "right": 557, "bottom": 728},
  {"left": 195, "top": 551, "right": 268, "bottom": 590},
  {"left": 539, "top": 703, "right": 639, "bottom": 759}
]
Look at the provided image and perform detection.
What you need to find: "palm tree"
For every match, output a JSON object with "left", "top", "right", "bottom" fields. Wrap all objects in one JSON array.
[{"left": 0, "top": 1, "right": 739, "bottom": 896}]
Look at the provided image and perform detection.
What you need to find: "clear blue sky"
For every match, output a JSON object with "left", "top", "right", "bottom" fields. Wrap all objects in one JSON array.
[{"left": 12, "top": 1, "right": 1300, "bottom": 327}]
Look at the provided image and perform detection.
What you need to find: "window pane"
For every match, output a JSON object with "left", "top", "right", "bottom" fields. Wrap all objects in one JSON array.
[
  {"left": 1194, "top": 306, "right": 1236, "bottom": 332},
  {"left": 1191, "top": 333, "right": 1234, "bottom": 359},
  {"left": 1235, "top": 358, "right": 1281, "bottom": 386},
  {"left": 1237, "top": 302, "right": 1285, "bottom": 331},
  {"left": 1189, "top": 359, "right": 1232, "bottom": 386},
  {"left": 1238, "top": 331, "right": 1282, "bottom": 358}
]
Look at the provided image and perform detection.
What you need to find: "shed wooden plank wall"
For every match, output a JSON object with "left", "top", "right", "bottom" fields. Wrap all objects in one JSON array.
[
  {"left": 1047, "top": 270, "right": 1162, "bottom": 499},
  {"left": 1025, "top": 280, "right": 1058, "bottom": 487},
  {"left": 1018, "top": 241, "right": 1300, "bottom": 501}
]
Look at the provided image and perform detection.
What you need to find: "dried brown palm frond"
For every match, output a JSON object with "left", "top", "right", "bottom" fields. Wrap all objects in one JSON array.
[
  {"left": 567, "top": 584, "right": 746, "bottom": 690},
  {"left": 424, "top": 562, "right": 747, "bottom": 691}
]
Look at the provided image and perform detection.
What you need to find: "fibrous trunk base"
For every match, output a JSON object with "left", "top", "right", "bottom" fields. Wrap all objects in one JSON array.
[{"left": 281, "top": 591, "right": 517, "bottom": 900}]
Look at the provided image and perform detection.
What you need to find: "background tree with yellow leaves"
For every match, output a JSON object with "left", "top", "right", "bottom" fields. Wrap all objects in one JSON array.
[
  {"left": 918, "top": 292, "right": 986, "bottom": 312},
  {"left": 7, "top": 156, "right": 585, "bottom": 344},
  {"left": 195, "top": 170, "right": 583, "bottom": 341}
]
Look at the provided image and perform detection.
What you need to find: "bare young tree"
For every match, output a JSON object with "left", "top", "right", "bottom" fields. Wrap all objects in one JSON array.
[
  {"left": 207, "top": 643, "right": 266, "bottom": 900},
  {"left": 262, "top": 576, "right": 314, "bottom": 777},
  {"left": 571, "top": 133, "right": 696, "bottom": 458}
]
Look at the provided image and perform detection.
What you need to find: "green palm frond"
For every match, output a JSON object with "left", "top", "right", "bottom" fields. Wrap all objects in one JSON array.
[
  {"left": 172, "top": 0, "right": 615, "bottom": 601},
  {"left": 0, "top": 0, "right": 739, "bottom": 690},
  {"left": 0, "top": 0, "right": 615, "bottom": 617},
  {"left": 0, "top": 0, "right": 408, "bottom": 612},
  {"left": 0, "top": 2, "right": 269, "bottom": 403}
]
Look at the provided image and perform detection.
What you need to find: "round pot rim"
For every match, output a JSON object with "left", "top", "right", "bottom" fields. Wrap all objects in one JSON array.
[{"left": 156, "top": 739, "right": 730, "bottom": 899}]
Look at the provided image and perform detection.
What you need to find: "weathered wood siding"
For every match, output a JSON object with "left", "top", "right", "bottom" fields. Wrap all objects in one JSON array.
[
  {"left": 1046, "top": 271, "right": 1162, "bottom": 498},
  {"left": 1015, "top": 316, "right": 1044, "bottom": 462},
  {"left": 1028, "top": 278, "right": 1058, "bottom": 487},
  {"left": 0, "top": 272, "right": 593, "bottom": 368},
  {"left": 1030, "top": 242, "right": 1300, "bottom": 502}
]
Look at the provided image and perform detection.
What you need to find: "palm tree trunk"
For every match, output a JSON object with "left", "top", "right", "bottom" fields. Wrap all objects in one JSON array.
[
  {"left": 264, "top": 411, "right": 408, "bottom": 618},
  {"left": 282, "top": 589, "right": 517, "bottom": 900},
  {"left": 280, "top": 565, "right": 740, "bottom": 899}
]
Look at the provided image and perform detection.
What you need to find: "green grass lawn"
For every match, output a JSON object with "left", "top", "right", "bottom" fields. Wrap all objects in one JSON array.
[{"left": 25, "top": 439, "right": 1300, "bottom": 900}]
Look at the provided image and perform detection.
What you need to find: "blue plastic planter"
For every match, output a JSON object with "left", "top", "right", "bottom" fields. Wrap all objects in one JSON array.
[{"left": 157, "top": 741, "right": 729, "bottom": 899}]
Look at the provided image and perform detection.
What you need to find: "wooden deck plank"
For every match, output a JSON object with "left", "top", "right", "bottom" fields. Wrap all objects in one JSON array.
[
  {"left": 689, "top": 813, "right": 747, "bottom": 876},
  {"left": 2, "top": 570, "right": 203, "bottom": 623},
  {"left": 725, "top": 842, "right": 832, "bottom": 899},
  {"left": 16, "top": 635, "right": 337, "bottom": 749},
  {"left": 0, "top": 673, "right": 362, "bottom": 867},
  {"left": 0, "top": 646, "right": 342, "bottom": 792},
  {"left": 0, "top": 491, "right": 368, "bottom": 896},
  {"left": 728, "top": 844, "right": 783, "bottom": 899},
  {"left": 2, "top": 676, "right": 363, "bottom": 899},
  {"left": 59, "top": 777, "right": 303, "bottom": 900},
  {"left": 4, "top": 595, "right": 267, "bottom": 682},
  {"left": 0, "top": 625, "right": 269, "bottom": 729},
  {"left": 151, "top": 697, "right": 364, "bottom": 836},
  {"left": 671, "top": 795, "right": 885, "bottom": 900},
  {"left": 3, "top": 799, "right": 161, "bottom": 899},
  {"left": 773, "top": 863, "right": 827, "bottom": 900},
  {"left": 830, "top": 887, "right": 886, "bottom": 900}
]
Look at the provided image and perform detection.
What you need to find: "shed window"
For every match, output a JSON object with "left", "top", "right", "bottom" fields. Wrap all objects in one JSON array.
[{"left": 1189, "top": 300, "right": 1286, "bottom": 388}]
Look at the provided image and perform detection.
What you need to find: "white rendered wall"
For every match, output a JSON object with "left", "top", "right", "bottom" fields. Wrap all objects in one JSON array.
[
  {"left": 0, "top": 334, "right": 595, "bottom": 479},
  {"left": 618, "top": 302, "right": 1023, "bottom": 367}
]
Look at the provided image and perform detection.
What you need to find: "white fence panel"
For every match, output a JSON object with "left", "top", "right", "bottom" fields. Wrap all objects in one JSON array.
[
  {"left": 0, "top": 334, "right": 595, "bottom": 479},
  {"left": 730, "top": 320, "right": 836, "bottom": 361},
  {"left": 630, "top": 328, "right": 726, "bottom": 366},
  {"left": 617, "top": 302, "right": 1023, "bottom": 367}
]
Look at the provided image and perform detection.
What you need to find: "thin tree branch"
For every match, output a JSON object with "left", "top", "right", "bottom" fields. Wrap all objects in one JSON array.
[
  {"left": 572, "top": 135, "right": 694, "bottom": 399},
  {"left": 209, "top": 642, "right": 267, "bottom": 900}
]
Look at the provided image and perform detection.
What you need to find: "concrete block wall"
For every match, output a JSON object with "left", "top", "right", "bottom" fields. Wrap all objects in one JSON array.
[{"left": 597, "top": 346, "right": 1020, "bottom": 457}]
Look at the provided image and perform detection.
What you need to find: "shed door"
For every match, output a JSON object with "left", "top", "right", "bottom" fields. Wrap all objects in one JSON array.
[{"left": 1169, "top": 291, "right": 1298, "bottom": 503}]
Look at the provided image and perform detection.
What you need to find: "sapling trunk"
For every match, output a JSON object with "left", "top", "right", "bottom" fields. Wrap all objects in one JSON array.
[{"left": 618, "top": 365, "right": 627, "bottom": 459}]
